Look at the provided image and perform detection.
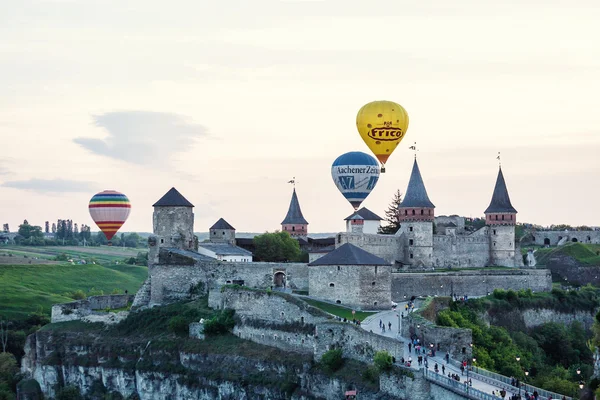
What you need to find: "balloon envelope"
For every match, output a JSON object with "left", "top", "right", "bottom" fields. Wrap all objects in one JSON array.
[
  {"left": 88, "top": 190, "right": 131, "bottom": 241},
  {"left": 356, "top": 100, "right": 409, "bottom": 168},
  {"left": 331, "top": 152, "right": 380, "bottom": 210}
]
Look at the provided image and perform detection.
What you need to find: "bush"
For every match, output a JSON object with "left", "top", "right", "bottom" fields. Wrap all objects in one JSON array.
[
  {"left": 70, "top": 290, "right": 86, "bottom": 300},
  {"left": 362, "top": 365, "right": 379, "bottom": 384},
  {"left": 374, "top": 350, "right": 393, "bottom": 372},
  {"left": 56, "top": 386, "right": 83, "bottom": 400},
  {"left": 203, "top": 309, "right": 235, "bottom": 335},
  {"left": 320, "top": 348, "right": 344, "bottom": 373},
  {"left": 168, "top": 316, "right": 189, "bottom": 336}
]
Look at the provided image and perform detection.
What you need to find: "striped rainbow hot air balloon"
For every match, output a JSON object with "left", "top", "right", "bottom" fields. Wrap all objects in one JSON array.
[{"left": 88, "top": 190, "right": 131, "bottom": 242}]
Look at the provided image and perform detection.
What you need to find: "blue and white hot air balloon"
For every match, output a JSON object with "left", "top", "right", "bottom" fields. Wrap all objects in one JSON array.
[{"left": 331, "top": 151, "right": 380, "bottom": 210}]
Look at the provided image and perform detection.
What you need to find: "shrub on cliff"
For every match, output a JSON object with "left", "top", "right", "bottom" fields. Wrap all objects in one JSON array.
[
  {"left": 203, "top": 309, "right": 235, "bottom": 335},
  {"left": 55, "top": 386, "right": 83, "bottom": 400},
  {"left": 373, "top": 350, "right": 393, "bottom": 372},
  {"left": 168, "top": 316, "right": 190, "bottom": 336},
  {"left": 320, "top": 348, "right": 344, "bottom": 373}
]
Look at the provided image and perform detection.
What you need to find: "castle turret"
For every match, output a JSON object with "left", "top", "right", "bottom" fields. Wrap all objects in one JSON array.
[
  {"left": 209, "top": 218, "right": 236, "bottom": 245},
  {"left": 281, "top": 188, "right": 308, "bottom": 239},
  {"left": 485, "top": 167, "right": 517, "bottom": 267},
  {"left": 148, "top": 187, "right": 197, "bottom": 267},
  {"left": 397, "top": 159, "right": 435, "bottom": 267}
]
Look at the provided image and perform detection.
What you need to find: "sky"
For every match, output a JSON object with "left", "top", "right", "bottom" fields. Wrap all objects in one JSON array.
[{"left": 1, "top": 0, "right": 599, "bottom": 234}]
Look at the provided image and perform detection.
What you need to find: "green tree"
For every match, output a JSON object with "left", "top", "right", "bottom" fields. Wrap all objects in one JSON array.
[
  {"left": 378, "top": 190, "right": 402, "bottom": 234},
  {"left": 320, "top": 348, "right": 343, "bottom": 373},
  {"left": 374, "top": 350, "right": 393, "bottom": 371},
  {"left": 55, "top": 386, "right": 83, "bottom": 400},
  {"left": 124, "top": 233, "right": 142, "bottom": 248},
  {"left": 17, "top": 221, "right": 43, "bottom": 240},
  {"left": 253, "top": 231, "right": 301, "bottom": 262}
]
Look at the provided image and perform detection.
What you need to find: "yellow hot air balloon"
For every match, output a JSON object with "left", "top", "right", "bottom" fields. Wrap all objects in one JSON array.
[{"left": 356, "top": 100, "right": 409, "bottom": 172}]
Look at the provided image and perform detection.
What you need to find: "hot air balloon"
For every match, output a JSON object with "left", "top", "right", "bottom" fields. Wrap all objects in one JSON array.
[
  {"left": 88, "top": 190, "right": 131, "bottom": 245},
  {"left": 331, "top": 151, "right": 380, "bottom": 210},
  {"left": 356, "top": 100, "right": 409, "bottom": 173}
]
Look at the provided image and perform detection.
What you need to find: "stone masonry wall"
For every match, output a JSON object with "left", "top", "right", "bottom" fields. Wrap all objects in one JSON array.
[
  {"left": 336, "top": 232, "right": 400, "bottom": 264},
  {"left": 149, "top": 261, "right": 308, "bottom": 305},
  {"left": 533, "top": 231, "right": 600, "bottom": 246},
  {"left": 490, "top": 225, "right": 517, "bottom": 267},
  {"left": 401, "top": 314, "right": 472, "bottom": 359},
  {"left": 233, "top": 324, "right": 316, "bottom": 355},
  {"left": 51, "top": 295, "right": 133, "bottom": 325},
  {"left": 391, "top": 269, "right": 552, "bottom": 300},
  {"left": 432, "top": 227, "right": 490, "bottom": 268},
  {"left": 399, "top": 221, "right": 434, "bottom": 268},
  {"left": 308, "top": 264, "right": 392, "bottom": 310}
]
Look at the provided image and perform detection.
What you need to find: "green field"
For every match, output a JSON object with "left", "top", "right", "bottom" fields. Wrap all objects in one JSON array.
[
  {"left": 533, "top": 243, "right": 600, "bottom": 266},
  {"left": 302, "top": 298, "right": 375, "bottom": 321},
  {"left": 0, "top": 262, "right": 147, "bottom": 319},
  {"left": 0, "top": 245, "right": 142, "bottom": 265}
]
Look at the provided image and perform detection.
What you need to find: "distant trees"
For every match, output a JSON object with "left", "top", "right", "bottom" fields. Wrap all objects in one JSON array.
[
  {"left": 17, "top": 220, "right": 43, "bottom": 240},
  {"left": 44, "top": 221, "right": 49, "bottom": 234},
  {"left": 1, "top": 224, "right": 7, "bottom": 233},
  {"left": 253, "top": 231, "right": 301, "bottom": 262},
  {"left": 378, "top": 190, "right": 403, "bottom": 234}
]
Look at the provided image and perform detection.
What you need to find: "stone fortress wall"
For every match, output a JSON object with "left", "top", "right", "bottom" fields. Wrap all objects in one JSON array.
[
  {"left": 532, "top": 230, "right": 600, "bottom": 246},
  {"left": 432, "top": 227, "right": 490, "bottom": 268},
  {"left": 51, "top": 295, "right": 133, "bottom": 325},
  {"left": 336, "top": 232, "right": 403, "bottom": 264},
  {"left": 391, "top": 269, "right": 552, "bottom": 300},
  {"left": 211, "top": 287, "right": 405, "bottom": 365}
]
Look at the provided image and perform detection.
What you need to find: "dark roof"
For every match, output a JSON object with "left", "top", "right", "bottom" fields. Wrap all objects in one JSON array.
[
  {"left": 153, "top": 187, "right": 194, "bottom": 207},
  {"left": 445, "top": 222, "right": 457, "bottom": 228},
  {"left": 198, "top": 243, "right": 252, "bottom": 256},
  {"left": 399, "top": 159, "right": 435, "bottom": 208},
  {"left": 235, "top": 238, "right": 254, "bottom": 246},
  {"left": 346, "top": 213, "right": 364, "bottom": 220},
  {"left": 344, "top": 207, "right": 383, "bottom": 221},
  {"left": 308, "top": 237, "right": 335, "bottom": 246},
  {"left": 308, "top": 243, "right": 389, "bottom": 266},
  {"left": 164, "top": 248, "right": 214, "bottom": 261},
  {"left": 281, "top": 188, "right": 309, "bottom": 225},
  {"left": 484, "top": 167, "right": 517, "bottom": 213},
  {"left": 210, "top": 218, "right": 235, "bottom": 230}
]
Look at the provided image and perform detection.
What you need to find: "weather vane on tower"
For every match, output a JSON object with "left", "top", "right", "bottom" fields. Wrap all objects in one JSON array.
[
  {"left": 408, "top": 142, "right": 418, "bottom": 159},
  {"left": 287, "top": 177, "right": 296, "bottom": 188},
  {"left": 496, "top": 152, "right": 501, "bottom": 167}
]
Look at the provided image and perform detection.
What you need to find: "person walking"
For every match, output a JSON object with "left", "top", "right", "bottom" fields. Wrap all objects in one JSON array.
[
  {"left": 388, "top": 321, "right": 392, "bottom": 331},
  {"left": 445, "top": 351, "right": 450, "bottom": 364},
  {"left": 408, "top": 343, "right": 412, "bottom": 353},
  {"left": 442, "top": 364, "right": 445, "bottom": 375},
  {"left": 379, "top": 319, "right": 382, "bottom": 328}
]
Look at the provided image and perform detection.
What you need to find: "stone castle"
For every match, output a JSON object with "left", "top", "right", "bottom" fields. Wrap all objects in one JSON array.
[
  {"left": 131, "top": 161, "right": 552, "bottom": 312},
  {"left": 335, "top": 159, "right": 525, "bottom": 269}
]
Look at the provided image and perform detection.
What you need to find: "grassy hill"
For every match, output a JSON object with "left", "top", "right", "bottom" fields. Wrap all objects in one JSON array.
[
  {"left": 534, "top": 243, "right": 600, "bottom": 266},
  {"left": 0, "top": 262, "right": 147, "bottom": 320},
  {"left": 0, "top": 245, "right": 141, "bottom": 265}
]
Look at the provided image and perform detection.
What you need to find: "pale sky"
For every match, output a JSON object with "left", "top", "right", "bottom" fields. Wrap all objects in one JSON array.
[{"left": 1, "top": 0, "right": 599, "bottom": 234}]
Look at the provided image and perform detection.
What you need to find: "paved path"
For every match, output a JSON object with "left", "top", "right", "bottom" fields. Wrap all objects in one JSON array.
[{"left": 361, "top": 303, "right": 531, "bottom": 399}]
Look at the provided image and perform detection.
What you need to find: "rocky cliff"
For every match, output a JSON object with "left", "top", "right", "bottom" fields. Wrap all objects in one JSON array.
[{"left": 21, "top": 325, "right": 405, "bottom": 400}]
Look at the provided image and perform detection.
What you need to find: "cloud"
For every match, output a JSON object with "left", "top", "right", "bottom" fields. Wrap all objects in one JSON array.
[
  {"left": 0, "top": 158, "right": 11, "bottom": 175},
  {"left": 1, "top": 179, "right": 94, "bottom": 193},
  {"left": 74, "top": 111, "right": 208, "bottom": 166}
]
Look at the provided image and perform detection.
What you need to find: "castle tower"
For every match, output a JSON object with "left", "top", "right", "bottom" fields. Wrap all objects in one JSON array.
[
  {"left": 281, "top": 188, "right": 308, "bottom": 239},
  {"left": 148, "top": 187, "right": 197, "bottom": 267},
  {"left": 485, "top": 167, "right": 518, "bottom": 267},
  {"left": 209, "top": 218, "right": 236, "bottom": 245},
  {"left": 397, "top": 159, "right": 435, "bottom": 267}
]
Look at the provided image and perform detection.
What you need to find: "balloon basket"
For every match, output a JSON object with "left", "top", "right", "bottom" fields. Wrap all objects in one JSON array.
[
  {"left": 107, "top": 241, "right": 112, "bottom": 247},
  {"left": 381, "top": 166, "right": 386, "bottom": 173}
]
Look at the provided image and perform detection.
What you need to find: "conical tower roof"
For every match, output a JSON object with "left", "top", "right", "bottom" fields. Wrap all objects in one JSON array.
[
  {"left": 281, "top": 188, "right": 309, "bottom": 225},
  {"left": 484, "top": 167, "right": 517, "bottom": 213},
  {"left": 399, "top": 159, "right": 435, "bottom": 208},
  {"left": 210, "top": 218, "right": 235, "bottom": 230},
  {"left": 153, "top": 187, "right": 194, "bottom": 207}
]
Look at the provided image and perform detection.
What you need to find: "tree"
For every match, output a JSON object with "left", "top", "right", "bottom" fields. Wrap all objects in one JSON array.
[
  {"left": 374, "top": 350, "right": 393, "bottom": 371},
  {"left": 253, "top": 231, "right": 301, "bottom": 262},
  {"left": 44, "top": 221, "right": 49, "bottom": 234},
  {"left": 73, "top": 223, "right": 78, "bottom": 234},
  {"left": 51, "top": 223, "right": 56, "bottom": 234},
  {"left": 378, "top": 190, "right": 403, "bottom": 234},
  {"left": 0, "top": 320, "right": 8, "bottom": 353},
  {"left": 17, "top": 221, "right": 43, "bottom": 240},
  {"left": 1, "top": 224, "right": 8, "bottom": 233}
]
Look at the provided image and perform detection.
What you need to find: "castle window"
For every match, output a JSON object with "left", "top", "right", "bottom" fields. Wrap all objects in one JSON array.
[
  {"left": 405, "top": 210, "right": 408, "bottom": 216},
  {"left": 160, "top": 238, "right": 164, "bottom": 244},
  {"left": 222, "top": 231, "right": 225, "bottom": 235},
  {"left": 375, "top": 266, "right": 378, "bottom": 274},
  {"left": 337, "top": 234, "right": 342, "bottom": 244},
  {"left": 337, "top": 266, "right": 341, "bottom": 271},
  {"left": 336, "top": 300, "right": 341, "bottom": 304},
  {"left": 495, "top": 215, "right": 498, "bottom": 220},
  {"left": 502, "top": 215, "right": 505, "bottom": 221},
  {"left": 329, "top": 283, "right": 335, "bottom": 287},
  {"left": 409, "top": 226, "right": 413, "bottom": 232},
  {"left": 510, "top": 215, "right": 513, "bottom": 220},
  {"left": 410, "top": 253, "right": 414, "bottom": 259},
  {"left": 421, "top": 210, "right": 424, "bottom": 215},
  {"left": 374, "top": 301, "right": 378, "bottom": 306},
  {"left": 493, "top": 242, "right": 496, "bottom": 246},
  {"left": 409, "top": 239, "right": 414, "bottom": 246},
  {"left": 412, "top": 209, "right": 416, "bottom": 215},
  {"left": 213, "top": 231, "right": 216, "bottom": 235},
  {"left": 372, "top": 281, "right": 376, "bottom": 286},
  {"left": 292, "top": 226, "right": 295, "bottom": 231},
  {"left": 493, "top": 230, "right": 496, "bottom": 235}
]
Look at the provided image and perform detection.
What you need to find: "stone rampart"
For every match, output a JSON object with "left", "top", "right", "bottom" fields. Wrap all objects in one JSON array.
[
  {"left": 532, "top": 231, "right": 600, "bottom": 246},
  {"left": 220, "top": 287, "right": 331, "bottom": 325},
  {"left": 401, "top": 313, "right": 472, "bottom": 359},
  {"left": 149, "top": 261, "right": 308, "bottom": 305},
  {"left": 315, "top": 322, "right": 404, "bottom": 364},
  {"left": 392, "top": 269, "right": 552, "bottom": 299},
  {"left": 233, "top": 323, "right": 316, "bottom": 355},
  {"left": 51, "top": 295, "right": 133, "bottom": 325},
  {"left": 433, "top": 231, "right": 490, "bottom": 268},
  {"left": 335, "top": 232, "right": 400, "bottom": 264}
]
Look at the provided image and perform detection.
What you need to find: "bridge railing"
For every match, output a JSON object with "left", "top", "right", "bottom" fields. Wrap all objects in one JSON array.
[
  {"left": 472, "top": 366, "right": 571, "bottom": 400},
  {"left": 423, "top": 368, "right": 501, "bottom": 400}
]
